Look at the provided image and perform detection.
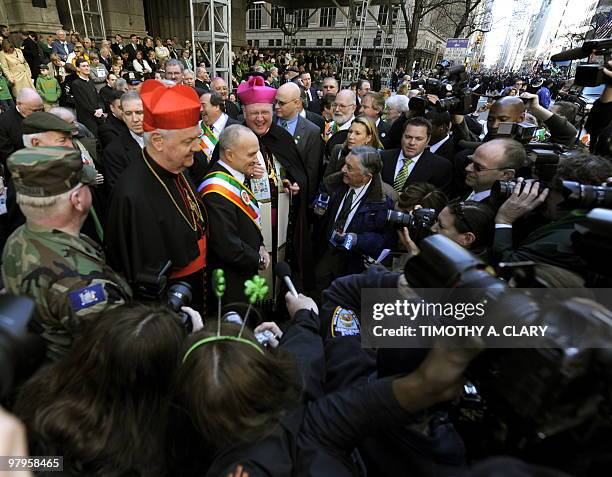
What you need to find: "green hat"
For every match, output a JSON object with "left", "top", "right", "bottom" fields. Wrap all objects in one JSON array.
[
  {"left": 22, "top": 112, "right": 76, "bottom": 135},
  {"left": 8, "top": 147, "right": 97, "bottom": 197}
]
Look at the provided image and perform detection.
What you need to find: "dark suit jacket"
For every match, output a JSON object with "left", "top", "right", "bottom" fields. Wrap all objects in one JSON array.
[
  {"left": 98, "top": 114, "right": 128, "bottom": 151},
  {"left": 377, "top": 119, "right": 392, "bottom": 147},
  {"left": 225, "top": 100, "right": 240, "bottom": 120},
  {"left": 202, "top": 161, "right": 263, "bottom": 303},
  {"left": 380, "top": 149, "right": 453, "bottom": 195},
  {"left": 305, "top": 110, "right": 325, "bottom": 135},
  {"left": 293, "top": 116, "right": 324, "bottom": 200},
  {"left": 195, "top": 79, "right": 210, "bottom": 92},
  {"left": 305, "top": 87, "right": 321, "bottom": 115},
  {"left": 0, "top": 107, "right": 24, "bottom": 170},
  {"left": 126, "top": 43, "right": 144, "bottom": 61},
  {"left": 102, "top": 130, "right": 141, "bottom": 191},
  {"left": 428, "top": 136, "right": 456, "bottom": 162},
  {"left": 325, "top": 129, "right": 349, "bottom": 159},
  {"left": 51, "top": 40, "right": 74, "bottom": 61},
  {"left": 111, "top": 43, "right": 125, "bottom": 57}
]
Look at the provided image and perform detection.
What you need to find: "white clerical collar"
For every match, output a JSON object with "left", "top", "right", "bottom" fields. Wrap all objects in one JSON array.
[
  {"left": 218, "top": 159, "right": 245, "bottom": 183},
  {"left": 398, "top": 149, "right": 423, "bottom": 165},
  {"left": 211, "top": 113, "right": 228, "bottom": 134},
  {"left": 429, "top": 135, "right": 450, "bottom": 154},
  {"left": 299, "top": 109, "right": 306, "bottom": 118},
  {"left": 338, "top": 116, "right": 355, "bottom": 131},
  {"left": 467, "top": 189, "right": 491, "bottom": 202},
  {"left": 129, "top": 130, "right": 144, "bottom": 149}
]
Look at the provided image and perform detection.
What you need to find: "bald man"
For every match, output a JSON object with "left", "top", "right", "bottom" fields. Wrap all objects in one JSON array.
[
  {"left": 0, "top": 88, "right": 43, "bottom": 165},
  {"left": 211, "top": 77, "right": 240, "bottom": 119},
  {"left": 275, "top": 83, "right": 324, "bottom": 200},
  {"left": 486, "top": 96, "right": 526, "bottom": 139}
]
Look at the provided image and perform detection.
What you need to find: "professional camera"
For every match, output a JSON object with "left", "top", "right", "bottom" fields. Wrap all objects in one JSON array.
[
  {"left": 410, "top": 62, "right": 477, "bottom": 115},
  {"left": 386, "top": 235, "right": 612, "bottom": 473},
  {"left": 496, "top": 122, "right": 538, "bottom": 144},
  {"left": 386, "top": 207, "right": 437, "bottom": 243},
  {"left": 572, "top": 208, "right": 612, "bottom": 284},
  {"left": 551, "top": 38, "right": 612, "bottom": 87},
  {"left": 0, "top": 295, "right": 45, "bottom": 399},
  {"left": 133, "top": 261, "right": 194, "bottom": 332}
]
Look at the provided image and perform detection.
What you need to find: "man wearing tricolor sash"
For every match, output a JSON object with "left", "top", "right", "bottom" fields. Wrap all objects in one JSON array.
[
  {"left": 201, "top": 125, "right": 270, "bottom": 303},
  {"left": 190, "top": 91, "right": 241, "bottom": 187}
]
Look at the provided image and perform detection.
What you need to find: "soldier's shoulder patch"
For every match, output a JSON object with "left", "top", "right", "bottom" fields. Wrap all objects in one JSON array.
[
  {"left": 331, "top": 306, "right": 360, "bottom": 337},
  {"left": 68, "top": 283, "right": 106, "bottom": 312}
]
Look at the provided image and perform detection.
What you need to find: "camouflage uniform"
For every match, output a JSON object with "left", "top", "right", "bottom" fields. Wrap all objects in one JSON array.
[{"left": 1, "top": 147, "right": 132, "bottom": 360}]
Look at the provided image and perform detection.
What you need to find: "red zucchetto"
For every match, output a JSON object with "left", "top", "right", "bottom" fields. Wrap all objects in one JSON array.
[
  {"left": 237, "top": 75, "right": 277, "bottom": 105},
  {"left": 140, "top": 79, "right": 201, "bottom": 132}
]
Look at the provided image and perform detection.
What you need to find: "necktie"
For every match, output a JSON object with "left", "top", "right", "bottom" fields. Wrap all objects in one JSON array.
[
  {"left": 279, "top": 119, "right": 288, "bottom": 130},
  {"left": 243, "top": 177, "right": 251, "bottom": 190},
  {"left": 334, "top": 189, "right": 355, "bottom": 233},
  {"left": 394, "top": 158, "right": 413, "bottom": 193},
  {"left": 307, "top": 89, "right": 312, "bottom": 102}
]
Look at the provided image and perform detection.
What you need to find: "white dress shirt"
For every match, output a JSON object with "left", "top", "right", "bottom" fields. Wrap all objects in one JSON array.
[
  {"left": 394, "top": 150, "right": 423, "bottom": 182},
  {"left": 429, "top": 135, "right": 450, "bottom": 154},
  {"left": 333, "top": 179, "right": 372, "bottom": 233},
  {"left": 211, "top": 113, "right": 229, "bottom": 136},
  {"left": 129, "top": 131, "right": 144, "bottom": 149},
  {"left": 338, "top": 116, "right": 355, "bottom": 132},
  {"left": 466, "top": 189, "right": 491, "bottom": 202}
]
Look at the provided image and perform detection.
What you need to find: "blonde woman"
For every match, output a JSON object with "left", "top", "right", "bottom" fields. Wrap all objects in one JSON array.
[
  {"left": 0, "top": 40, "right": 34, "bottom": 96},
  {"left": 323, "top": 115, "right": 384, "bottom": 192}
]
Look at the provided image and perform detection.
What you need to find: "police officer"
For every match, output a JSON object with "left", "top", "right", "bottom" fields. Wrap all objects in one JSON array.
[{"left": 1, "top": 147, "right": 132, "bottom": 361}]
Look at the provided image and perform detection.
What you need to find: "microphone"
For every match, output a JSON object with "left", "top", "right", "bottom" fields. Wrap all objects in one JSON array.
[
  {"left": 550, "top": 46, "right": 588, "bottom": 62},
  {"left": 275, "top": 261, "right": 298, "bottom": 298}
]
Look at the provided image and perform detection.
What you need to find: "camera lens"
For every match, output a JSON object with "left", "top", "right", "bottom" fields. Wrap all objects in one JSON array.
[
  {"left": 491, "top": 180, "right": 516, "bottom": 202},
  {"left": 562, "top": 181, "right": 612, "bottom": 209},
  {"left": 386, "top": 210, "right": 412, "bottom": 228},
  {"left": 166, "top": 282, "right": 192, "bottom": 312}
]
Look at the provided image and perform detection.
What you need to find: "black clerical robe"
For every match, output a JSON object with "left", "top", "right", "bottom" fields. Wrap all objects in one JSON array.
[{"left": 105, "top": 149, "right": 206, "bottom": 310}]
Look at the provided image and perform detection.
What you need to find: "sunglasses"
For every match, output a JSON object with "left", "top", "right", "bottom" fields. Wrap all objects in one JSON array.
[
  {"left": 466, "top": 155, "right": 513, "bottom": 173},
  {"left": 452, "top": 201, "right": 475, "bottom": 233}
]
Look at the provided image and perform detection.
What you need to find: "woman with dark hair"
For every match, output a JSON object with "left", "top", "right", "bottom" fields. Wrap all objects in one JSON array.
[
  {"left": 323, "top": 115, "right": 384, "bottom": 192},
  {"left": 397, "top": 182, "right": 447, "bottom": 213},
  {"left": 15, "top": 304, "right": 187, "bottom": 477},
  {"left": 170, "top": 293, "right": 478, "bottom": 477}
]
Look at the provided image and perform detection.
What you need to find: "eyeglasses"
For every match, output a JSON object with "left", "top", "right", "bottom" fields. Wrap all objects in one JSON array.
[
  {"left": 332, "top": 103, "right": 353, "bottom": 110},
  {"left": 274, "top": 98, "right": 299, "bottom": 107},
  {"left": 466, "top": 155, "right": 513, "bottom": 173}
]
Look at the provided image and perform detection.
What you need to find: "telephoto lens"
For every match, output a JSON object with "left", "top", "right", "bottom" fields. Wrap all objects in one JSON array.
[
  {"left": 561, "top": 181, "right": 612, "bottom": 209},
  {"left": 165, "top": 282, "right": 193, "bottom": 332}
]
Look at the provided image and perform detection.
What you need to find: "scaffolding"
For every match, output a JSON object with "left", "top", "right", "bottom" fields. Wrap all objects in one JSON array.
[
  {"left": 338, "top": 0, "right": 371, "bottom": 87},
  {"left": 190, "top": 0, "right": 232, "bottom": 84},
  {"left": 379, "top": 3, "right": 400, "bottom": 87},
  {"left": 66, "top": 0, "right": 106, "bottom": 40}
]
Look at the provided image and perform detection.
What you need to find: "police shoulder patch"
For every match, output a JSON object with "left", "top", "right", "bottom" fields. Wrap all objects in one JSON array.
[
  {"left": 331, "top": 306, "right": 360, "bottom": 337},
  {"left": 68, "top": 283, "right": 106, "bottom": 312}
]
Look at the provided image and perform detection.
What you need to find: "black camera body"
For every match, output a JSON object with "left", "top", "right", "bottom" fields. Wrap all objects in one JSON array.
[
  {"left": 410, "top": 63, "right": 476, "bottom": 115},
  {"left": 386, "top": 207, "right": 437, "bottom": 243},
  {"left": 551, "top": 38, "right": 612, "bottom": 87},
  {"left": 133, "top": 261, "right": 194, "bottom": 332}
]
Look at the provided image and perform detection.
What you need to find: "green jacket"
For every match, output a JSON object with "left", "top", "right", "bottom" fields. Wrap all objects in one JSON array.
[
  {"left": 36, "top": 75, "right": 61, "bottom": 103},
  {"left": 0, "top": 74, "right": 12, "bottom": 100},
  {"left": 2, "top": 224, "right": 132, "bottom": 360}
]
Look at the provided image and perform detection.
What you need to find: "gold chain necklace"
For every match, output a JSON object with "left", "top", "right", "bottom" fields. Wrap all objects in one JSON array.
[{"left": 142, "top": 151, "right": 202, "bottom": 232}]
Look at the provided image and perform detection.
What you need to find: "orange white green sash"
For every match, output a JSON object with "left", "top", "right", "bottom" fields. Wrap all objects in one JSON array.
[
  {"left": 199, "top": 171, "right": 261, "bottom": 228},
  {"left": 198, "top": 120, "right": 218, "bottom": 160}
]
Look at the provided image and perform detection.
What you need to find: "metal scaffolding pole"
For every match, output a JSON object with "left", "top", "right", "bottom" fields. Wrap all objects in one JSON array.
[
  {"left": 379, "top": 4, "right": 400, "bottom": 88},
  {"left": 338, "top": 0, "right": 371, "bottom": 87},
  {"left": 191, "top": 0, "right": 232, "bottom": 85}
]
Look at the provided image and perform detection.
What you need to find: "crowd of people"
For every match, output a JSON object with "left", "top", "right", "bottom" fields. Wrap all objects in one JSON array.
[{"left": 0, "top": 21, "right": 612, "bottom": 477}]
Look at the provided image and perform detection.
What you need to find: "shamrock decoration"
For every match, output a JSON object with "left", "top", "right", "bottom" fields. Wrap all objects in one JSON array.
[
  {"left": 244, "top": 275, "right": 269, "bottom": 304},
  {"left": 213, "top": 269, "right": 226, "bottom": 298}
]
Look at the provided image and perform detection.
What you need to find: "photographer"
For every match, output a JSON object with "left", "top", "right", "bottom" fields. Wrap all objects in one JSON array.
[
  {"left": 585, "top": 60, "right": 612, "bottom": 151},
  {"left": 492, "top": 152, "right": 612, "bottom": 276},
  {"left": 399, "top": 199, "right": 495, "bottom": 259},
  {"left": 520, "top": 92, "right": 577, "bottom": 146},
  {"left": 170, "top": 291, "right": 478, "bottom": 477}
]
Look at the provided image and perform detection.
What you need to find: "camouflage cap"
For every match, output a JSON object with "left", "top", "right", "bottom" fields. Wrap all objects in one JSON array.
[
  {"left": 22, "top": 112, "right": 76, "bottom": 135},
  {"left": 8, "top": 147, "right": 97, "bottom": 197}
]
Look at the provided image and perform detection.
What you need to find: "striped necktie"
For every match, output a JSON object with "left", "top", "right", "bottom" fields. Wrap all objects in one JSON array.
[
  {"left": 393, "top": 157, "right": 413, "bottom": 193},
  {"left": 279, "top": 119, "right": 288, "bottom": 130}
]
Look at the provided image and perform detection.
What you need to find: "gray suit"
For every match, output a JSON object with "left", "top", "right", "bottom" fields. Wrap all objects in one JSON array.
[{"left": 293, "top": 115, "right": 324, "bottom": 199}]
